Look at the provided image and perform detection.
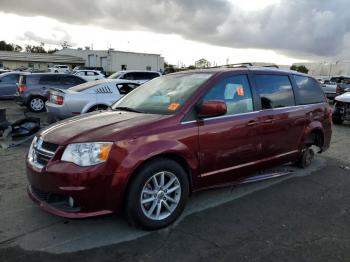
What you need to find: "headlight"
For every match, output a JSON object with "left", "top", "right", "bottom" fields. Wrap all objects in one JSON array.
[{"left": 61, "top": 142, "right": 113, "bottom": 166}]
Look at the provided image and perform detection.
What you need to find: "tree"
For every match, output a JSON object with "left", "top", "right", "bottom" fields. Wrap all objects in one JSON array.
[
  {"left": 164, "top": 62, "right": 176, "bottom": 74},
  {"left": 12, "top": 44, "right": 22, "bottom": 52},
  {"left": 47, "top": 48, "right": 59, "bottom": 54},
  {"left": 25, "top": 42, "right": 47, "bottom": 53},
  {"left": 290, "top": 65, "right": 309, "bottom": 74},
  {"left": 0, "top": 40, "right": 14, "bottom": 51},
  {"left": 195, "top": 58, "right": 211, "bottom": 68},
  {"left": 61, "top": 41, "right": 71, "bottom": 49}
]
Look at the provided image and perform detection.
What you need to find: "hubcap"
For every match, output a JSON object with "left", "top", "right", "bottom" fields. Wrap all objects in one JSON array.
[
  {"left": 30, "top": 98, "right": 44, "bottom": 111},
  {"left": 140, "top": 171, "right": 181, "bottom": 221}
]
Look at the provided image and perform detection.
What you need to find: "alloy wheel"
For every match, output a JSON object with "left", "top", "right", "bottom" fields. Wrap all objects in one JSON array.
[
  {"left": 30, "top": 98, "right": 44, "bottom": 111},
  {"left": 140, "top": 171, "right": 181, "bottom": 221}
]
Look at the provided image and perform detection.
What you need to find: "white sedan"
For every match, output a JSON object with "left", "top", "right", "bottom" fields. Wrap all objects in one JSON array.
[
  {"left": 46, "top": 79, "right": 140, "bottom": 122},
  {"left": 73, "top": 70, "right": 105, "bottom": 81}
]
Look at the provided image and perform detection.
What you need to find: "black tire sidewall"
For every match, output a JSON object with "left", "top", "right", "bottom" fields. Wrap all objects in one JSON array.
[{"left": 126, "top": 158, "right": 189, "bottom": 230}]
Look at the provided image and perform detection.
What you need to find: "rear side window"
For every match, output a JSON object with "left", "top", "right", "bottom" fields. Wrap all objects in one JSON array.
[
  {"left": 202, "top": 74, "right": 254, "bottom": 116},
  {"left": 254, "top": 75, "right": 295, "bottom": 109},
  {"left": 117, "top": 83, "right": 139, "bottom": 95},
  {"left": 293, "top": 75, "right": 325, "bottom": 105},
  {"left": 62, "top": 75, "right": 84, "bottom": 85},
  {"left": 1, "top": 74, "right": 19, "bottom": 83},
  {"left": 39, "top": 75, "right": 61, "bottom": 85}
]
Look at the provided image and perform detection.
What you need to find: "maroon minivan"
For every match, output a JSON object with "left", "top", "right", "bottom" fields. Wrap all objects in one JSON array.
[{"left": 26, "top": 67, "right": 332, "bottom": 229}]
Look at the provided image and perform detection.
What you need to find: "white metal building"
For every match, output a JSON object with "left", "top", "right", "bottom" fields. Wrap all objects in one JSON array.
[
  {"left": 292, "top": 61, "right": 350, "bottom": 78},
  {"left": 56, "top": 48, "right": 164, "bottom": 74}
]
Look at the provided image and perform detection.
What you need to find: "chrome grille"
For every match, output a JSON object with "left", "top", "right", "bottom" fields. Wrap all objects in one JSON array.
[{"left": 29, "top": 138, "right": 58, "bottom": 168}]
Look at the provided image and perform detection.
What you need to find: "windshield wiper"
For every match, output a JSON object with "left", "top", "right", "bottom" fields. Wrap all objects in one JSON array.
[{"left": 113, "top": 106, "right": 143, "bottom": 113}]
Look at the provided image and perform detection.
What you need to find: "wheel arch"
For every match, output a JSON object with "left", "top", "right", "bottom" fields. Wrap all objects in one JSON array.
[
  {"left": 123, "top": 152, "right": 195, "bottom": 204},
  {"left": 84, "top": 103, "right": 109, "bottom": 113},
  {"left": 303, "top": 125, "right": 325, "bottom": 152}
]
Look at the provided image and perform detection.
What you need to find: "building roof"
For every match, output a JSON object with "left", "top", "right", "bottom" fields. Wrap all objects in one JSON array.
[
  {"left": 0, "top": 51, "right": 85, "bottom": 64},
  {"left": 56, "top": 48, "right": 162, "bottom": 57}
]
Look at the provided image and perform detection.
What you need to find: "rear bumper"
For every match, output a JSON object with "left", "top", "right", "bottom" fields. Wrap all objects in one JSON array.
[
  {"left": 14, "top": 94, "right": 26, "bottom": 105},
  {"left": 46, "top": 102, "right": 74, "bottom": 121}
]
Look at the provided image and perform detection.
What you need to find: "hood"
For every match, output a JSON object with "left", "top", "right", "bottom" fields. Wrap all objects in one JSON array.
[
  {"left": 335, "top": 92, "right": 350, "bottom": 103},
  {"left": 39, "top": 110, "right": 166, "bottom": 145}
]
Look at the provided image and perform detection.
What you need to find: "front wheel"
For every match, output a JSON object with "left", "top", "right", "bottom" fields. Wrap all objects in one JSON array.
[{"left": 126, "top": 158, "right": 189, "bottom": 230}]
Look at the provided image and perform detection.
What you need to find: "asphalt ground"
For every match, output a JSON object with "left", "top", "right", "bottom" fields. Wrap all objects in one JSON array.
[{"left": 0, "top": 100, "right": 350, "bottom": 262}]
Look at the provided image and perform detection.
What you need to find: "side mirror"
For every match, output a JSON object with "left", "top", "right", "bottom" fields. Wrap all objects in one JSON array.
[{"left": 197, "top": 100, "right": 227, "bottom": 118}]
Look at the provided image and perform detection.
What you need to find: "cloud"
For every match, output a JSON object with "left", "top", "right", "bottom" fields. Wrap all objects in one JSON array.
[
  {"left": 18, "top": 28, "right": 75, "bottom": 46},
  {"left": 2, "top": 0, "right": 350, "bottom": 58}
]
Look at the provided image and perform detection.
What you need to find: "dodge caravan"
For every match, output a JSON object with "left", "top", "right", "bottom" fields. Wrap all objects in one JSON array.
[{"left": 26, "top": 67, "right": 332, "bottom": 229}]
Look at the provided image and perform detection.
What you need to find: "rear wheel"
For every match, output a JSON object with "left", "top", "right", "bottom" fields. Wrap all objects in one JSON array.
[
  {"left": 29, "top": 97, "right": 46, "bottom": 112},
  {"left": 298, "top": 147, "right": 315, "bottom": 168},
  {"left": 126, "top": 158, "right": 189, "bottom": 230}
]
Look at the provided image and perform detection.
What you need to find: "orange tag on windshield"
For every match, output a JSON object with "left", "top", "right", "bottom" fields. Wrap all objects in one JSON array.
[
  {"left": 236, "top": 86, "right": 244, "bottom": 96},
  {"left": 168, "top": 103, "right": 180, "bottom": 111}
]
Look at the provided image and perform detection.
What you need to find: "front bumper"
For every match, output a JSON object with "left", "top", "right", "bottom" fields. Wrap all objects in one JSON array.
[{"left": 26, "top": 158, "right": 124, "bottom": 218}]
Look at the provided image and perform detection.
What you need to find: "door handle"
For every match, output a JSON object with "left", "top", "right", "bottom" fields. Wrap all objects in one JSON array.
[
  {"left": 247, "top": 120, "right": 258, "bottom": 126},
  {"left": 263, "top": 118, "right": 274, "bottom": 124}
]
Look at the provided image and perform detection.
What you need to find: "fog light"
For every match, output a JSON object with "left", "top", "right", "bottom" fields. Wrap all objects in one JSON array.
[{"left": 68, "top": 197, "right": 75, "bottom": 208}]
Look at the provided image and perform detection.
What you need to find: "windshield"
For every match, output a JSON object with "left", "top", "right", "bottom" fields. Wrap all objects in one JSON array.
[
  {"left": 108, "top": 72, "right": 124, "bottom": 79},
  {"left": 112, "top": 73, "right": 213, "bottom": 115}
]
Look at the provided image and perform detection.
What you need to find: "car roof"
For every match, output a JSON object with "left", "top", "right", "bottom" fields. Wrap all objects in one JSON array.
[
  {"left": 19, "top": 72, "right": 72, "bottom": 76},
  {"left": 75, "top": 69, "right": 101, "bottom": 72},
  {"left": 0, "top": 71, "right": 20, "bottom": 77},
  {"left": 118, "top": 70, "right": 161, "bottom": 74}
]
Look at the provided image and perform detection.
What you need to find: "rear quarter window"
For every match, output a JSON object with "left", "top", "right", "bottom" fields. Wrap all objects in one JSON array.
[
  {"left": 39, "top": 75, "right": 61, "bottom": 85},
  {"left": 253, "top": 74, "right": 295, "bottom": 109},
  {"left": 293, "top": 75, "right": 325, "bottom": 105}
]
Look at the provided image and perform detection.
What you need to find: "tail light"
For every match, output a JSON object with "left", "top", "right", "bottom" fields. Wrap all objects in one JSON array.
[
  {"left": 56, "top": 95, "right": 64, "bottom": 105},
  {"left": 18, "top": 84, "right": 27, "bottom": 93},
  {"left": 336, "top": 85, "right": 341, "bottom": 93},
  {"left": 50, "top": 93, "right": 64, "bottom": 105}
]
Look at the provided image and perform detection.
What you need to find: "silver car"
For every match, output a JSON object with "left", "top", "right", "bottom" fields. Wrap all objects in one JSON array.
[{"left": 46, "top": 79, "right": 140, "bottom": 122}]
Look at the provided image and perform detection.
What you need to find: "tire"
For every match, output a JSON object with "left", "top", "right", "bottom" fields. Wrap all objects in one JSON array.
[
  {"left": 298, "top": 147, "right": 315, "bottom": 168},
  {"left": 332, "top": 116, "right": 343, "bottom": 125},
  {"left": 126, "top": 158, "right": 189, "bottom": 230},
  {"left": 28, "top": 96, "right": 46, "bottom": 112}
]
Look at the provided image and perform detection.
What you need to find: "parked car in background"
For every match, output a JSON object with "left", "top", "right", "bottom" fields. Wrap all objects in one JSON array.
[
  {"left": 322, "top": 76, "right": 350, "bottom": 99},
  {"left": 46, "top": 79, "right": 140, "bottom": 122},
  {"left": 108, "top": 70, "right": 161, "bottom": 84},
  {"left": 48, "top": 65, "right": 70, "bottom": 73},
  {"left": 26, "top": 67, "right": 331, "bottom": 229},
  {"left": 15, "top": 73, "right": 86, "bottom": 112},
  {"left": 73, "top": 70, "right": 105, "bottom": 81},
  {"left": 332, "top": 91, "right": 350, "bottom": 124},
  {"left": 73, "top": 66, "right": 106, "bottom": 76},
  {"left": 0, "top": 69, "right": 11, "bottom": 74},
  {"left": 0, "top": 72, "right": 20, "bottom": 98}
]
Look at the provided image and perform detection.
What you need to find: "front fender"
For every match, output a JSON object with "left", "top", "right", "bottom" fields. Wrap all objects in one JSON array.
[{"left": 113, "top": 139, "right": 199, "bottom": 187}]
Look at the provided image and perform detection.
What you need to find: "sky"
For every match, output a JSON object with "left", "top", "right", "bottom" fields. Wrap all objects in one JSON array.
[{"left": 0, "top": 0, "right": 349, "bottom": 66}]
